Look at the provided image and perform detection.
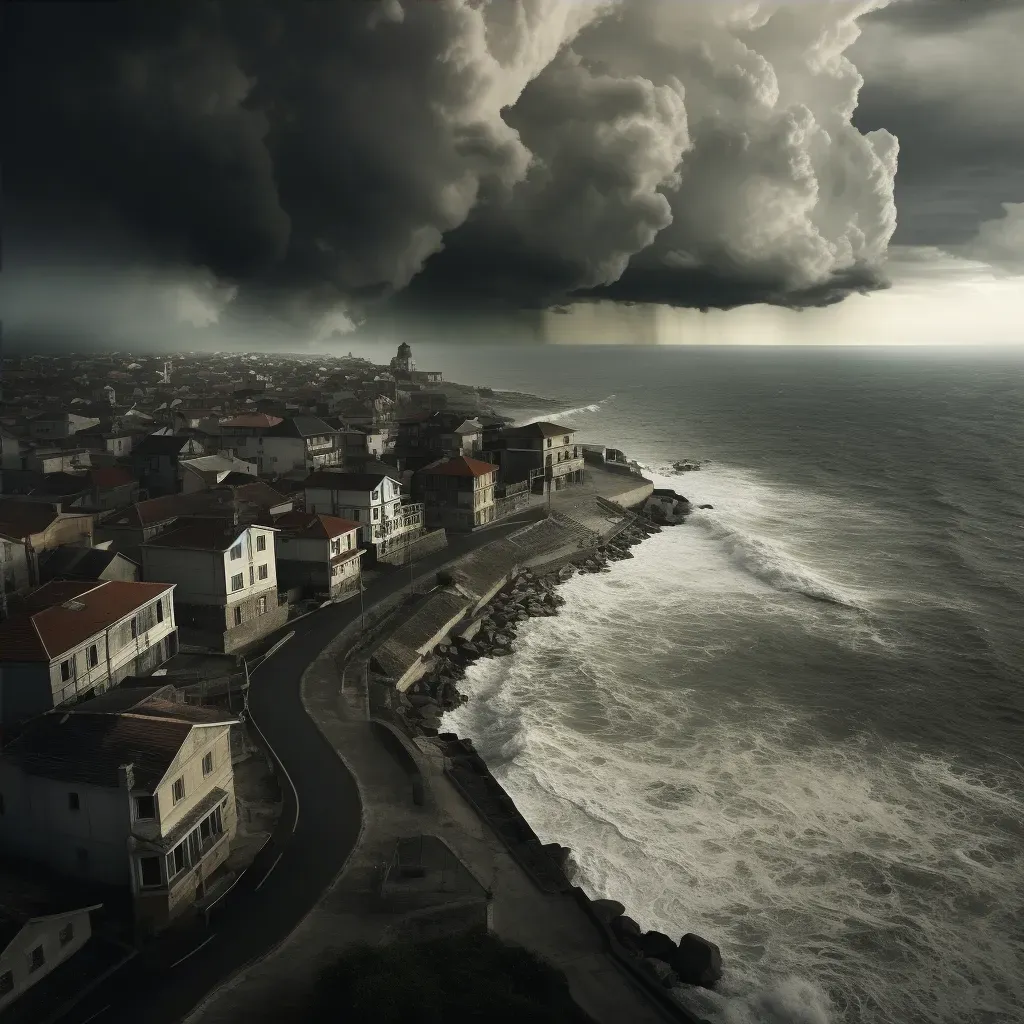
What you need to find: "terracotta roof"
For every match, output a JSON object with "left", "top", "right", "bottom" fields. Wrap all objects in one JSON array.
[
  {"left": 105, "top": 482, "right": 289, "bottom": 528},
  {"left": 0, "top": 498, "right": 65, "bottom": 539},
  {"left": 274, "top": 510, "right": 361, "bottom": 539},
  {"left": 0, "top": 580, "right": 174, "bottom": 663},
  {"left": 144, "top": 517, "right": 271, "bottom": 552},
  {"left": 89, "top": 466, "right": 135, "bottom": 489},
  {"left": 219, "top": 414, "right": 282, "bottom": 429},
  {"left": 3, "top": 703, "right": 229, "bottom": 789},
  {"left": 504, "top": 421, "right": 576, "bottom": 439},
  {"left": 419, "top": 455, "right": 497, "bottom": 478}
]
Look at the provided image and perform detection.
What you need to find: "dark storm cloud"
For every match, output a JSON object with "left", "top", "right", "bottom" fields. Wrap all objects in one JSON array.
[
  {"left": 852, "top": 0, "right": 1024, "bottom": 246},
  {"left": 4, "top": 0, "right": 904, "bottom": 337}
]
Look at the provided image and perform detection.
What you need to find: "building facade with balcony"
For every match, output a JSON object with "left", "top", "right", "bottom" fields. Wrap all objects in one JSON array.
[
  {"left": 0, "top": 580, "right": 177, "bottom": 728},
  {"left": 413, "top": 455, "right": 498, "bottom": 532},
  {"left": 273, "top": 511, "right": 363, "bottom": 599},
  {"left": 0, "top": 690, "right": 237, "bottom": 935},
  {"left": 303, "top": 471, "right": 425, "bottom": 562},
  {"left": 223, "top": 416, "right": 342, "bottom": 477},
  {"left": 141, "top": 518, "right": 286, "bottom": 653},
  {"left": 487, "top": 421, "right": 585, "bottom": 493}
]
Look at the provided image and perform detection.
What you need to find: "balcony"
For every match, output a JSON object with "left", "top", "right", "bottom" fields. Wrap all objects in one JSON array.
[{"left": 382, "top": 502, "right": 424, "bottom": 537}]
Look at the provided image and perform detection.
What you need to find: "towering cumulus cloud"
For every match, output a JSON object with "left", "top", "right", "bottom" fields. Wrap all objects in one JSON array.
[{"left": 3, "top": 0, "right": 898, "bottom": 333}]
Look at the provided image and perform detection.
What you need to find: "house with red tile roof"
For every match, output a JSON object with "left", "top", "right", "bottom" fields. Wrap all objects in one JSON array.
[
  {"left": 413, "top": 455, "right": 499, "bottom": 532},
  {"left": 0, "top": 690, "right": 238, "bottom": 935},
  {"left": 273, "top": 511, "right": 363, "bottom": 599},
  {"left": 0, "top": 579, "right": 177, "bottom": 727}
]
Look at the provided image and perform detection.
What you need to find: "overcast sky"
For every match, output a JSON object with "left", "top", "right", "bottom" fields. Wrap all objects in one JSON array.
[{"left": 2, "top": 0, "right": 1022, "bottom": 349}]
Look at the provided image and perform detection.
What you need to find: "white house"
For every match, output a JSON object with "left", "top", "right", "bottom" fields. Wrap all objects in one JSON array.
[
  {"left": 303, "top": 471, "right": 424, "bottom": 561},
  {"left": 222, "top": 415, "right": 343, "bottom": 477},
  {"left": 0, "top": 900, "right": 102, "bottom": 1013},
  {"left": 0, "top": 689, "right": 238, "bottom": 935},
  {"left": 141, "top": 518, "right": 286, "bottom": 653},
  {"left": 273, "top": 511, "right": 363, "bottom": 599},
  {"left": 0, "top": 579, "right": 178, "bottom": 728}
]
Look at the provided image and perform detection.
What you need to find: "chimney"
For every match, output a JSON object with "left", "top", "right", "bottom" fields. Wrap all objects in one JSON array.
[{"left": 118, "top": 763, "right": 135, "bottom": 791}]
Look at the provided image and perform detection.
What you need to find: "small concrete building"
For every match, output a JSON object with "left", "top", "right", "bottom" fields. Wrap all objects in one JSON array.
[
  {"left": 0, "top": 579, "right": 177, "bottom": 727},
  {"left": 0, "top": 692, "right": 238, "bottom": 935},
  {"left": 414, "top": 455, "right": 498, "bottom": 532},
  {"left": 141, "top": 518, "right": 285, "bottom": 653},
  {"left": 177, "top": 452, "right": 258, "bottom": 493},
  {"left": 274, "top": 511, "right": 363, "bottom": 600}
]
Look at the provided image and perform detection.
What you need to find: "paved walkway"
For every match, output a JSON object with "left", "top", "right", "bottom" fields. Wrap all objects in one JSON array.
[{"left": 188, "top": 623, "right": 672, "bottom": 1024}]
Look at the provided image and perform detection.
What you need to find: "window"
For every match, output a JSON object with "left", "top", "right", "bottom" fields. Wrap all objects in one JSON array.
[
  {"left": 68, "top": 792, "right": 80, "bottom": 812},
  {"left": 172, "top": 777, "right": 185, "bottom": 804},
  {"left": 156, "top": 601, "right": 164, "bottom": 623},
  {"left": 372, "top": 507, "right": 379, "bottom": 520},
  {"left": 131, "top": 617, "right": 138, "bottom": 639},
  {"left": 256, "top": 596, "right": 268, "bottom": 615},
  {"left": 139, "top": 856, "right": 162, "bottom": 888},
  {"left": 234, "top": 605, "right": 243, "bottom": 626},
  {"left": 249, "top": 565, "right": 255, "bottom": 586},
  {"left": 202, "top": 751, "right": 213, "bottom": 776},
  {"left": 60, "top": 658, "right": 73, "bottom": 682},
  {"left": 59, "top": 922, "right": 74, "bottom": 946},
  {"left": 546, "top": 438, "right": 552, "bottom": 448},
  {"left": 372, "top": 489, "right": 379, "bottom": 500},
  {"left": 231, "top": 573, "right": 243, "bottom": 591},
  {"left": 563, "top": 436, "right": 569, "bottom": 445},
  {"left": 230, "top": 543, "right": 242, "bottom": 560},
  {"left": 167, "top": 843, "right": 187, "bottom": 880},
  {"left": 258, "top": 564, "right": 268, "bottom": 580},
  {"left": 135, "top": 794, "right": 155, "bottom": 819},
  {"left": 0, "top": 971, "right": 12, "bottom": 997},
  {"left": 256, "top": 534, "right": 266, "bottom": 552},
  {"left": 29, "top": 945, "right": 45, "bottom": 972},
  {"left": 331, "top": 539, "right": 340, "bottom": 555}
]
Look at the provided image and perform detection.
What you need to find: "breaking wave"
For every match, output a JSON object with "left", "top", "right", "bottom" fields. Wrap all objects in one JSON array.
[{"left": 518, "top": 393, "right": 616, "bottom": 425}]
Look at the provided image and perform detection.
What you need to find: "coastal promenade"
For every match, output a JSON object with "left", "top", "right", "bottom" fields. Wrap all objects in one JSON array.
[{"left": 185, "top": 468, "right": 679, "bottom": 1024}]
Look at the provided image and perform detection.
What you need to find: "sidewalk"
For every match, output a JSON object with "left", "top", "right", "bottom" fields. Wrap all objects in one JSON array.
[{"left": 189, "top": 621, "right": 673, "bottom": 1024}]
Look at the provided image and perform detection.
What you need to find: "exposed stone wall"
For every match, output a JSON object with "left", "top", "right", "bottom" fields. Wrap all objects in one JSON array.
[
  {"left": 376, "top": 527, "right": 448, "bottom": 566},
  {"left": 494, "top": 489, "right": 530, "bottom": 520}
]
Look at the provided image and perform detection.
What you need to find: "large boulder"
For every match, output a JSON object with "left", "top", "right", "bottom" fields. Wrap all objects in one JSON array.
[
  {"left": 590, "top": 898, "right": 626, "bottom": 924},
  {"left": 639, "top": 930, "right": 678, "bottom": 965},
  {"left": 610, "top": 915, "right": 642, "bottom": 944},
  {"left": 674, "top": 933, "right": 723, "bottom": 988}
]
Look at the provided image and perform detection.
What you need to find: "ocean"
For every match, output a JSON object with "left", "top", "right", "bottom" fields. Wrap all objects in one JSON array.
[{"left": 381, "top": 343, "right": 1024, "bottom": 1024}]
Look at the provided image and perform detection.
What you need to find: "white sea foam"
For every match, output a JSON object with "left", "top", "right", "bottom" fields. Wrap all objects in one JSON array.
[{"left": 443, "top": 462, "right": 1024, "bottom": 1024}]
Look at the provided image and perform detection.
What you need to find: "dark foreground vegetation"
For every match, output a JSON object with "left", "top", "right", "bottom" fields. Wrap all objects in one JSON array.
[{"left": 255, "top": 932, "right": 596, "bottom": 1023}]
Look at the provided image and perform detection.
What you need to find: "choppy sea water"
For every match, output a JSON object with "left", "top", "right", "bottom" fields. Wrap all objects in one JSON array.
[{"left": 420, "top": 346, "right": 1024, "bottom": 1024}]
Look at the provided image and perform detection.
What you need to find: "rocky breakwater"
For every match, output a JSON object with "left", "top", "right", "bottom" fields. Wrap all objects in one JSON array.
[
  {"left": 394, "top": 518, "right": 667, "bottom": 732},
  {"left": 591, "top": 899, "right": 723, "bottom": 994}
]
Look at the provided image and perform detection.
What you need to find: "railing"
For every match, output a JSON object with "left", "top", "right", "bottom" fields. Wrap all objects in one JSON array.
[{"left": 383, "top": 503, "right": 424, "bottom": 535}]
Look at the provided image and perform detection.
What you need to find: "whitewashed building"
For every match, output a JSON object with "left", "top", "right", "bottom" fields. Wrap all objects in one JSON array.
[
  {"left": 141, "top": 518, "right": 285, "bottom": 653},
  {"left": 0, "top": 580, "right": 177, "bottom": 728},
  {"left": 303, "top": 471, "right": 424, "bottom": 562},
  {"left": 0, "top": 689, "right": 238, "bottom": 935}
]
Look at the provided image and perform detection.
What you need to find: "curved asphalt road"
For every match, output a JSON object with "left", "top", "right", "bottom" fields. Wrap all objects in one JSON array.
[{"left": 58, "top": 510, "right": 545, "bottom": 1024}]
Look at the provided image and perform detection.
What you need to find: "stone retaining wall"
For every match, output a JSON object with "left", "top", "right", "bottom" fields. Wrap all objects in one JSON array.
[{"left": 376, "top": 527, "right": 448, "bottom": 566}]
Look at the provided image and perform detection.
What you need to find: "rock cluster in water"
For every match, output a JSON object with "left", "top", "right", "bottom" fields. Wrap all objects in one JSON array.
[{"left": 591, "top": 901, "right": 723, "bottom": 991}]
